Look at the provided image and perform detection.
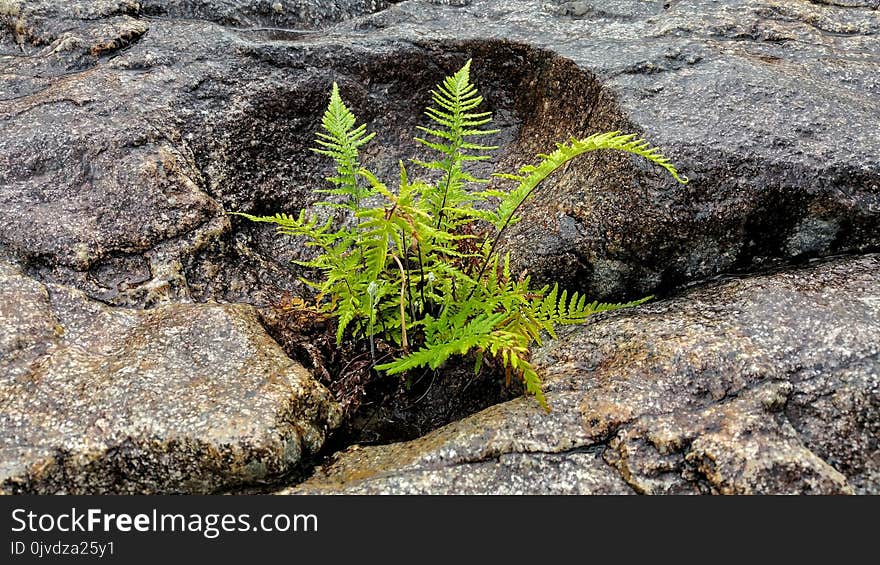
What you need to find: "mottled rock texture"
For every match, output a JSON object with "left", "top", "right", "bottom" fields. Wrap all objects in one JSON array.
[
  {"left": 0, "top": 261, "right": 341, "bottom": 494},
  {"left": 2, "top": 0, "right": 879, "bottom": 493},
  {"left": 284, "top": 255, "right": 879, "bottom": 494},
  {"left": 2, "top": 0, "right": 878, "bottom": 306},
  {"left": 373, "top": 0, "right": 880, "bottom": 300}
]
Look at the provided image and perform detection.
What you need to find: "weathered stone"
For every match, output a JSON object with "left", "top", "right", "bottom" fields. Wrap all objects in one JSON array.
[
  {"left": 0, "top": 261, "right": 341, "bottom": 494},
  {"left": 283, "top": 255, "right": 879, "bottom": 494},
  {"left": 1, "top": 0, "right": 389, "bottom": 46},
  {"left": 359, "top": 0, "right": 880, "bottom": 300},
  {"left": 2, "top": 0, "right": 878, "bottom": 308},
  {"left": 2, "top": 0, "right": 879, "bottom": 494},
  {"left": 139, "top": 0, "right": 392, "bottom": 28}
]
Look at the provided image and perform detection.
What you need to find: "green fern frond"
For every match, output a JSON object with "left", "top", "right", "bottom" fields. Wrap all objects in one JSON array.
[
  {"left": 312, "top": 82, "right": 376, "bottom": 213},
  {"left": 228, "top": 210, "right": 340, "bottom": 251},
  {"left": 491, "top": 131, "right": 688, "bottom": 231},
  {"left": 524, "top": 284, "right": 652, "bottom": 342},
  {"left": 519, "top": 362, "right": 548, "bottom": 411},
  {"left": 228, "top": 211, "right": 299, "bottom": 227},
  {"left": 414, "top": 59, "right": 500, "bottom": 229},
  {"left": 335, "top": 301, "right": 358, "bottom": 344},
  {"left": 234, "top": 60, "right": 685, "bottom": 412},
  {"left": 376, "top": 312, "right": 507, "bottom": 373}
]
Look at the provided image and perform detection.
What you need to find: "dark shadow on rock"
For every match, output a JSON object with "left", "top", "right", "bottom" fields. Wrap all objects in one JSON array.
[{"left": 188, "top": 39, "right": 620, "bottom": 307}]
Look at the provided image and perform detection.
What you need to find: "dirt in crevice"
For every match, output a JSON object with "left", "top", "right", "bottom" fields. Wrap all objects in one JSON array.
[
  {"left": 178, "top": 40, "right": 633, "bottom": 487},
  {"left": 259, "top": 296, "right": 522, "bottom": 450}
]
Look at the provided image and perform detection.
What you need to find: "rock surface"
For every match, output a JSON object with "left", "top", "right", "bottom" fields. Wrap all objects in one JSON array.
[
  {"left": 2, "top": 1, "right": 879, "bottom": 494},
  {"left": 2, "top": 0, "right": 878, "bottom": 307},
  {"left": 369, "top": 0, "right": 880, "bottom": 299},
  {"left": 0, "top": 261, "right": 341, "bottom": 494},
  {"left": 284, "top": 255, "right": 879, "bottom": 494}
]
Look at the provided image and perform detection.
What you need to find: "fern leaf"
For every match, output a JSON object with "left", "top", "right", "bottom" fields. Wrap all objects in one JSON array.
[
  {"left": 415, "top": 59, "right": 500, "bottom": 227},
  {"left": 520, "top": 362, "right": 549, "bottom": 411},
  {"left": 492, "top": 131, "right": 688, "bottom": 232},
  {"left": 312, "top": 83, "right": 376, "bottom": 213},
  {"left": 532, "top": 284, "right": 652, "bottom": 326},
  {"left": 376, "top": 312, "right": 506, "bottom": 373},
  {"left": 228, "top": 211, "right": 299, "bottom": 227}
]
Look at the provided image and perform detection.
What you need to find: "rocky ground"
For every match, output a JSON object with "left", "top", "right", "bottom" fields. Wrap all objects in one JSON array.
[
  {"left": 1, "top": 0, "right": 878, "bottom": 494},
  {"left": 287, "top": 255, "right": 879, "bottom": 494}
]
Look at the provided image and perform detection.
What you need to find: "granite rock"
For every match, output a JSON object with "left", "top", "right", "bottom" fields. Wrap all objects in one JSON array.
[
  {"left": 0, "top": 261, "right": 341, "bottom": 494},
  {"left": 2, "top": 0, "right": 879, "bottom": 494},
  {"left": 284, "top": 255, "right": 879, "bottom": 494}
]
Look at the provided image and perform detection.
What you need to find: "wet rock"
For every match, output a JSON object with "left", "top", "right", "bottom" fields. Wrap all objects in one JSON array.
[
  {"left": 360, "top": 0, "right": 880, "bottom": 300},
  {"left": 2, "top": 0, "right": 879, "bottom": 493},
  {"left": 2, "top": 0, "right": 877, "bottom": 309},
  {"left": 0, "top": 261, "right": 341, "bottom": 494},
  {"left": 139, "top": 1, "right": 392, "bottom": 28},
  {"left": 283, "top": 255, "right": 879, "bottom": 494}
]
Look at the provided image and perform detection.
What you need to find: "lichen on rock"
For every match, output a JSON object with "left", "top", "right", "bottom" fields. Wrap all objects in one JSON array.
[{"left": 0, "top": 261, "right": 341, "bottom": 494}]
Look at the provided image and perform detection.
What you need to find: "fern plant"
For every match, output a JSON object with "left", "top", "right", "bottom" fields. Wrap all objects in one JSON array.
[{"left": 234, "top": 60, "right": 687, "bottom": 410}]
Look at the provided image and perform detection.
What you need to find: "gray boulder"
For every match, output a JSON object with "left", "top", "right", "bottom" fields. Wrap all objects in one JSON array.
[
  {"left": 360, "top": 0, "right": 880, "bottom": 299},
  {"left": 284, "top": 255, "right": 879, "bottom": 494},
  {"left": 3, "top": 0, "right": 878, "bottom": 307},
  {"left": 2, "top": 0, "right": 879, "bottom": 494},
  {"left": 0, "top": 261, "right": 341, "bottom": 494}
]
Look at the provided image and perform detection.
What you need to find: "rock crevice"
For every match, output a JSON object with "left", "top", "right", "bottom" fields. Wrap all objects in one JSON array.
[{"left": 1, "top": 0, "right": 878, "bottom": 493}]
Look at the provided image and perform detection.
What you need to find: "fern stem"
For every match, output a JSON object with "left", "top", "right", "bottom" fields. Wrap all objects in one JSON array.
[
  {"left": 400, "top": 230, "right": 417, "bottom": 321},
  {"left": 416, "top": 241, "right": 428, "bottom": 314},
  {"left": 391, "top": 254, "right": 409, "bottom": 350},
  {"left": 434, "top": 158, "right": 459, "bottom": 231},
  {"left": 464, "top": 178, "right": 541, "bottom": 303}
]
